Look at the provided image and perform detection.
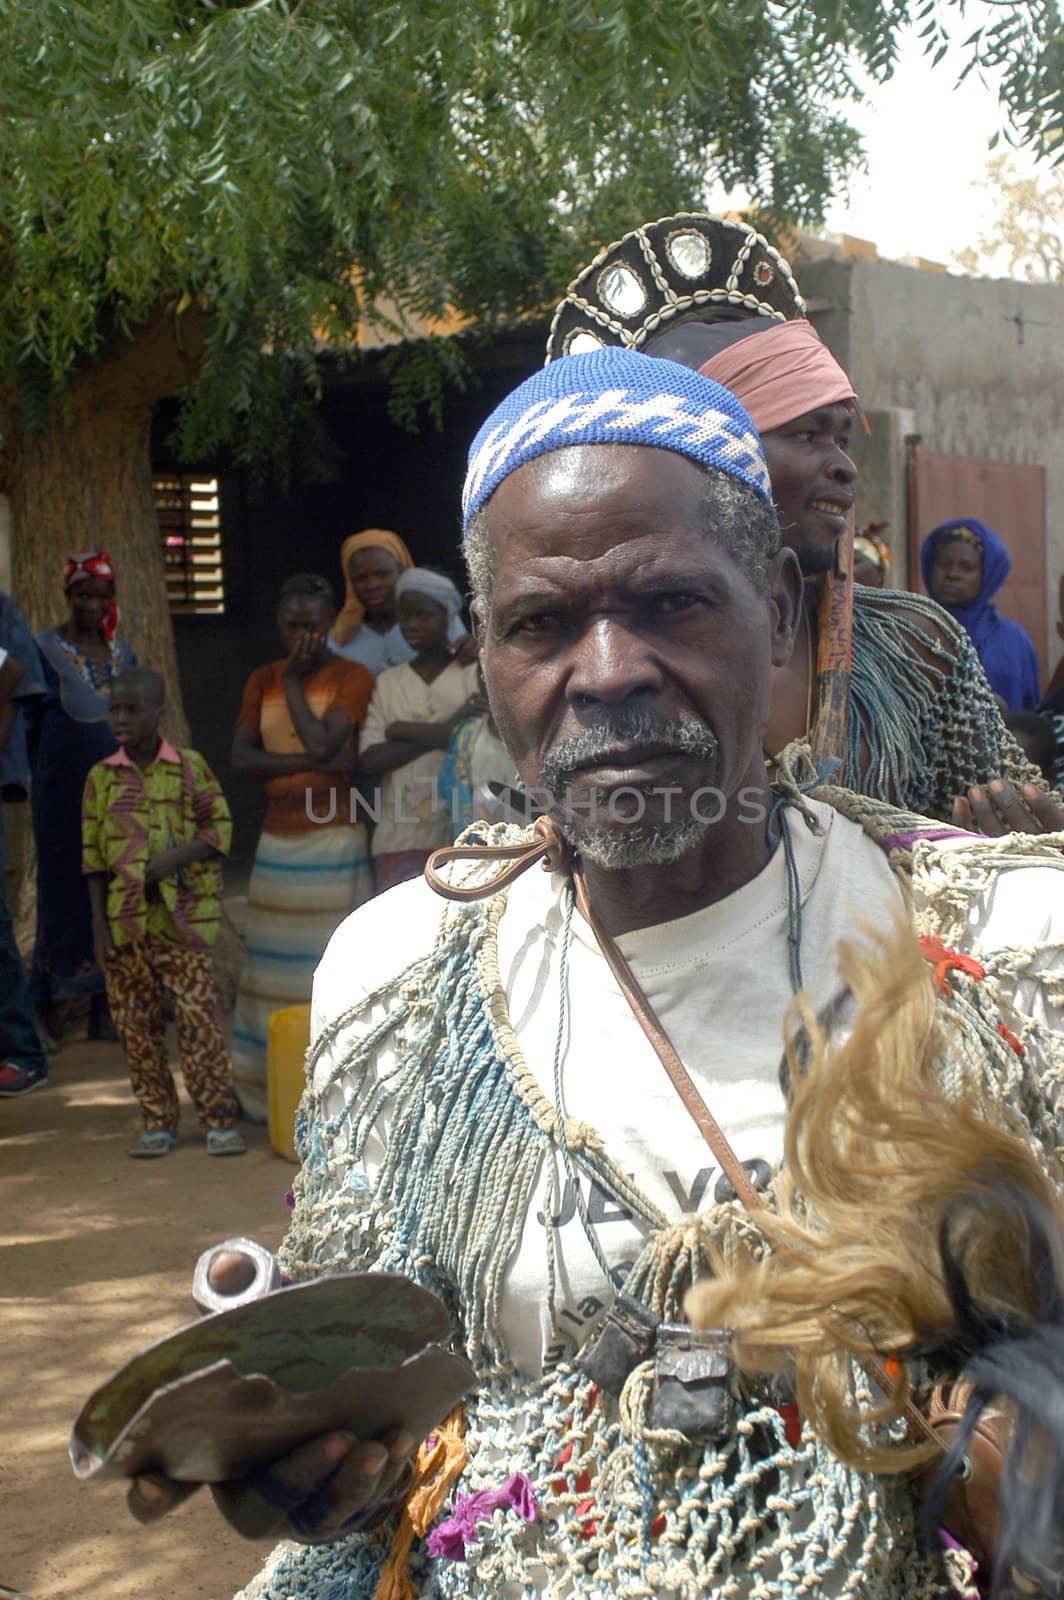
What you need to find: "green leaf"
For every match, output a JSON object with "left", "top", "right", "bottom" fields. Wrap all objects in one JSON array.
[{"left": 0, "top": 0, "right": 1057, "bottom": 474}]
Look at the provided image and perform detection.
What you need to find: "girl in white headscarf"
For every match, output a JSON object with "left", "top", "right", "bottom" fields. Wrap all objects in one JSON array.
[{"left": 359, "top": 570, "right": 485, "bottom": 892}]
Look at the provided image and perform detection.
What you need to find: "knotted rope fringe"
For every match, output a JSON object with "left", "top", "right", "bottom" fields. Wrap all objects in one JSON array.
[{"left": 849, "top": 589, "right": 1040, "bottom": 818}]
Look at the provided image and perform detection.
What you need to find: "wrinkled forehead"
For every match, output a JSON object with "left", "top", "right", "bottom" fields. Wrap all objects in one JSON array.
[{"left": 480, "top": 444, "right": 744, "bottom": 596}]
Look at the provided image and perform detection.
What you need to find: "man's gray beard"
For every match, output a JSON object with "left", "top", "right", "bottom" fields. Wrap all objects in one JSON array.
[
  {"left": 567, "top": 814, "right": 711, "bottom": 869},
  {"left": 539, "top": 709, "right": 719, "bottom": 870}
]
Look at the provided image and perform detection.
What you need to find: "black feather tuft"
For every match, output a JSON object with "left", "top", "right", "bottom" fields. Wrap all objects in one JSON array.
[{"left": 914, "top": 1180, "right": 1064, "bottom": 1598}]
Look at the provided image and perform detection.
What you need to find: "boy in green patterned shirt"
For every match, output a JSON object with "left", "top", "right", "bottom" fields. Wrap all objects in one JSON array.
[{"left": 82, "top": 668, "right": 245, "bottom": 1158}]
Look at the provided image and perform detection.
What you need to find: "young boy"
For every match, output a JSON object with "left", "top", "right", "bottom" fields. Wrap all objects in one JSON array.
[{"left": 82, "top": 668, "right": 245, "bottom": 1158}]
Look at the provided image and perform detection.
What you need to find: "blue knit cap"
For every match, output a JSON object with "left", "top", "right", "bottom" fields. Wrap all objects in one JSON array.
[{"left": 462, "top": 347, "right": 771, "bottom": 531}]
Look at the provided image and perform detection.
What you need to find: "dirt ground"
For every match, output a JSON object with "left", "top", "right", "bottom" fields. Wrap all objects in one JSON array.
[{"left": 2, "top": 1039, "right": 293, "bottom": 1600}]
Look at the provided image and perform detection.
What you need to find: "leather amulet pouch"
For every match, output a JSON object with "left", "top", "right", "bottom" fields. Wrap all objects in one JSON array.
[
  {"left": 579, "top": 1292, "right": 660, "bottom": 1396},
  {"left": 650, "top": 1324, "right": 739, "bottom": 1441}
]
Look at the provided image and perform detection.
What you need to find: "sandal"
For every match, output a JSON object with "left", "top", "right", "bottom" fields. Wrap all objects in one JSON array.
[
  {"left": 206, "top": 1128, "right": 247, "bottom": 1157},
  {"left": 129, "top": 1129, "right": 177, "bottom": 1159}
]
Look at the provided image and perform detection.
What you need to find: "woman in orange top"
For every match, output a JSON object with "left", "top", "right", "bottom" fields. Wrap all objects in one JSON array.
[{"left": 228, "top": 573, "right": 373, "bottom": 1121}]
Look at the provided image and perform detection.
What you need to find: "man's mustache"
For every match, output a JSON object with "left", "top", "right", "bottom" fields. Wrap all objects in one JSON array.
[{"left": 540, "top": 708, "right": 719, "bottom": 791}]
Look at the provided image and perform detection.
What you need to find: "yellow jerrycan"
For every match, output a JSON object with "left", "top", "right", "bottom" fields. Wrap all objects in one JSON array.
[{"left": 267, "top": 1003, "right": 311, "bottom": 1163}]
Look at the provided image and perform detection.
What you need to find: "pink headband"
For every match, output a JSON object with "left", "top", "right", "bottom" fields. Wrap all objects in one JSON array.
[{"left": 698, "top": 319, "right": 857, "bottom": 435}]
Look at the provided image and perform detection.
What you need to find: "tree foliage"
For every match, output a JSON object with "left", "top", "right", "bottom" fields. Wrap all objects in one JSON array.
[
  {"left": 0, "top": 0, "right": 1059, "bottom": 456},
  {"left": 955, "top": 152, "right": 1064, "bottom": 283}
]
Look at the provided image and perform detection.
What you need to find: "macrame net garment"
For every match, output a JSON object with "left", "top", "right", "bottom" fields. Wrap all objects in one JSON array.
[
  {"left": 234, "top": 813, "right": 1064, "bottom": 1600},
  {"left": 234, "top": 1367, "right": 941, "bottom": 1598},
  {"left": 847, "top": 588, "right": 1038, "bottom": 818}
]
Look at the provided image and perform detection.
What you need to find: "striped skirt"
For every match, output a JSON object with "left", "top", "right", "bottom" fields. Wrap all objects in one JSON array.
[{"left": 230, "top": 824, "right": 373, "bottom": 1121}]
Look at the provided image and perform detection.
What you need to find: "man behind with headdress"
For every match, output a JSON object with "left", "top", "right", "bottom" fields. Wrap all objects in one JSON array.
[{"left": 547, "top": 214, "right": 1052, "bottom": 834}]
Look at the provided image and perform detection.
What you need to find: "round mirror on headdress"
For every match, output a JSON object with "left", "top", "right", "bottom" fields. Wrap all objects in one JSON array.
[{"left": 546, "top": 214, "right": 806, "bottom": 365}]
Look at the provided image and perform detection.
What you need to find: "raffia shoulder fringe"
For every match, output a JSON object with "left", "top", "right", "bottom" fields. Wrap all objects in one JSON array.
[
  {"left": 234, "top": 797, "right": 1064, "bottom": 1600},
  {"left": 847, "top": 587, "right": 1041, "bottom": 818}
]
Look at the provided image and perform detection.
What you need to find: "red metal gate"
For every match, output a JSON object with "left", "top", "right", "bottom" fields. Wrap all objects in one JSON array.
[{"left": 907, "top": 445, "right": 1048, "bottom": 680}]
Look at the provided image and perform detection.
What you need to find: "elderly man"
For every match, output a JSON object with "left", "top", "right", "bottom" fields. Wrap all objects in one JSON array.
[{"left": 136, "top": 353, "right": 1064, "bottom": 1599}]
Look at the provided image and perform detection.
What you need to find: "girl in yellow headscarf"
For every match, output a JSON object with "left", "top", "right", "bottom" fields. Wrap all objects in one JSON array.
[
  {"left": 329, "top": 529, "right": 416, "bottom": 676},
  {"left": 331, "top": 529, "right": 471, "bottom": 677}
]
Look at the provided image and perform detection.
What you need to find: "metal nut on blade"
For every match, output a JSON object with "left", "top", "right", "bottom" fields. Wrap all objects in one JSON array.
[{"left": 192, "top": 1236, "right": 281, "bottom": 1315}]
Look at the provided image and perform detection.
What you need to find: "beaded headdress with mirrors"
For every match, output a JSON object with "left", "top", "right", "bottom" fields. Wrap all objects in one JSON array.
[{"left": 546, "top": 214, "right": 805, "bottom": 363}]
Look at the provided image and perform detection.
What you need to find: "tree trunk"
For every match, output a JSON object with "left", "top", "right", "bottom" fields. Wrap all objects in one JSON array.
[{"left": 1, "top": 307, "right": 207, "bottom": 745}]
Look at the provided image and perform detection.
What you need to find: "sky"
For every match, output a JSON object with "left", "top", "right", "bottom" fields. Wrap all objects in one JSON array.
[
  {"left": 712, "top": 9, "right": 1055, "bottom": 273},
  {"left": 822, "top": 23, "right": 1042, "bottom": 268}
]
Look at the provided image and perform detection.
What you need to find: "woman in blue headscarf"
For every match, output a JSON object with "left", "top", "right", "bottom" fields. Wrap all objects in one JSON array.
[{"left": 921, "top": 518, "right": 1040, "bottom": 711}]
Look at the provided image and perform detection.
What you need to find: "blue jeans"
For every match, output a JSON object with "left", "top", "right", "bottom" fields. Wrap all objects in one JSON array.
[{"left": 0, "top": 811, "right": 45, "bottom": 1072}]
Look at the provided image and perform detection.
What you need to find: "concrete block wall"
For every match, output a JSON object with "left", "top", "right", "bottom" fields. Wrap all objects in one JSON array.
[{"left": 801, "top": 257, "right": 1064, "bottom": 660}]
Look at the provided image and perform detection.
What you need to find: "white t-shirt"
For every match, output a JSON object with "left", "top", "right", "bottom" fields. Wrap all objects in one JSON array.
[
  {"left": 360, "top": 659, "right": 479, "bottom": 855},
  {"left": 465, "top": 720, "right": 514, "bottom": 794},
  {"left": 312, "top": 801, "right": 929, "bottom": 1373}
]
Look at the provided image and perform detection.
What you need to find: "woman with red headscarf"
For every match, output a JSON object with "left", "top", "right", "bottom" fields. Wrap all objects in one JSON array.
[{"left": 29, "top": 550, "right": 136, "bottom": 1043}]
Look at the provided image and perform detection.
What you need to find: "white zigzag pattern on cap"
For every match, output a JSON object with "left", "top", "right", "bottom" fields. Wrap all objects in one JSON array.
[{"left": 462, "top": 386, "right": 769, "bottom": 514}]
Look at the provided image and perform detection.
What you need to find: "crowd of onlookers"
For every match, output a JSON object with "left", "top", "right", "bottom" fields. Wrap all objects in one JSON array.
[
  {"left": 0, "top": 513, "right": 1060, "bottom": 1148},
  {"left": 226, "top": 541, "right": 509, "bottom": 1123},
  {"left": 0, "top": 531, "right": 512, "bottom": 1156}
]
